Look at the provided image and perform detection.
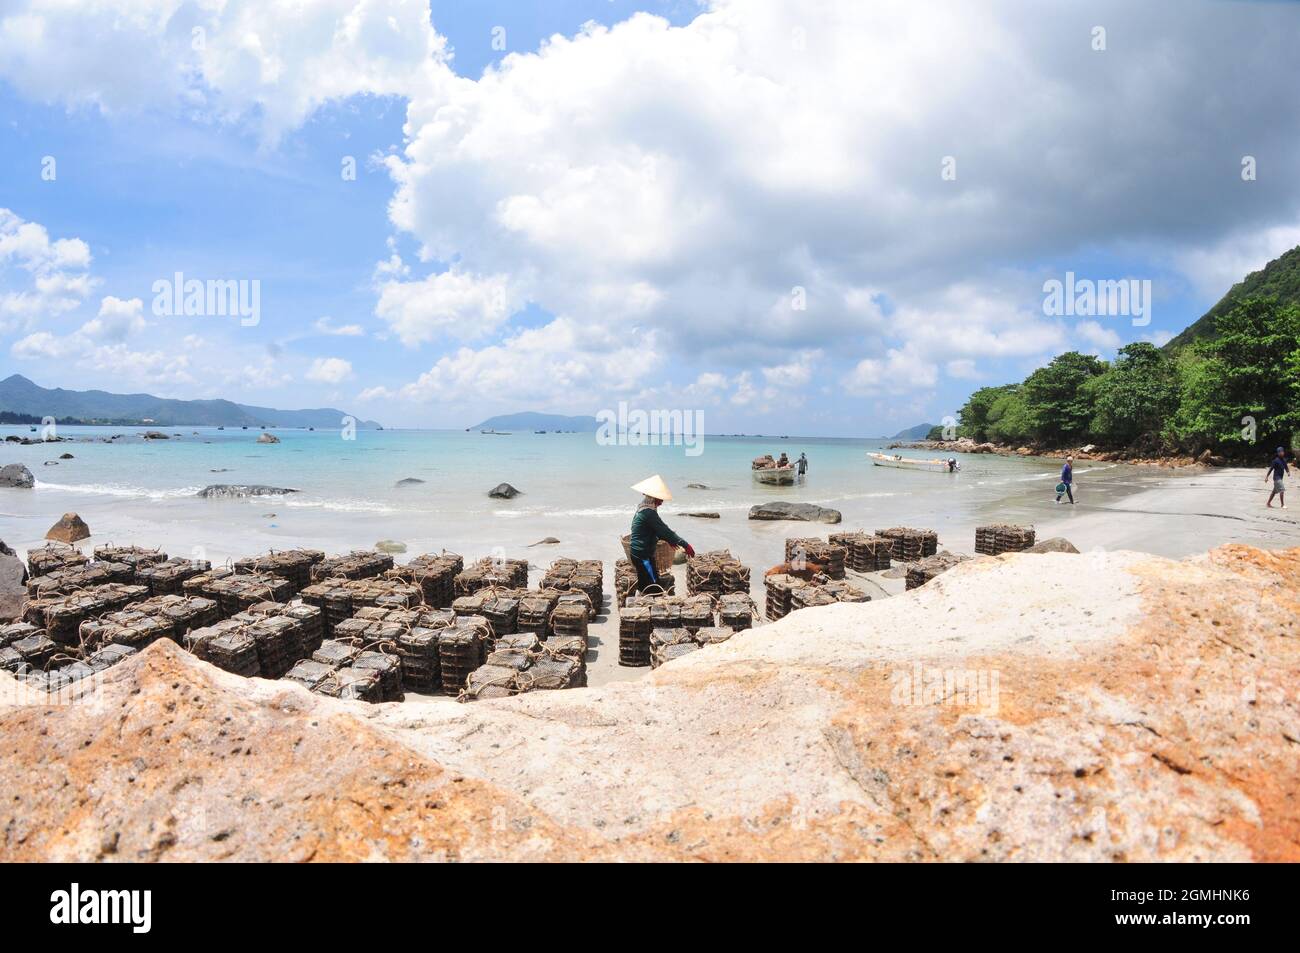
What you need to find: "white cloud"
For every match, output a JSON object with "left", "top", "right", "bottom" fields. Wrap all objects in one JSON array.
[
  {"left": 306, "top": 357, "right": 355, "bottom": 384},
  {"left": 314, "top": 316, "right": 365, "bottom": 337},
  {"left": 81, "top": 296, "right": 146, "bottom": 341},
  {"left": 0, "top": 208, "right": 96, "bottom": 331},
  {"left": 844, "top": 346, "right": 939, "bottom": 397},
  {"left": 1075, "top": 320, "right": 1123, "bottom": 351},
  {"left": 374, "top": 268, "right": 519, "bottom": 346}
]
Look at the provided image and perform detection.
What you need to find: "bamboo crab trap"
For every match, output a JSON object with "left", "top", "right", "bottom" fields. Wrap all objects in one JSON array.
[
  {"left": 874, "top": 527, "right": 939, "bottom": 562},
  {"left": 764, "top": 573, "right": 805, "bottom": 621},
  {"left": 459, "top": 632, "right": 585, "bottom": 701},
  {"left": 717, "top": 592, "right": 758, "bottom": 632},
  {"left": 136, "top": 557, "right": 212, "bottom": 596},
  {"left": 517, "top": 589, "right": 561, "bottom": 639},
  {"left": 300, "top": 577, "right": 422, "bottom": 635},
  {"left": 974, "top": 524, "right": 1036, "bottom": 556},
  {"left": 202, "top": 572, "right": 296, "bottom": 618},
  {"left": 242, "top": 600, "right": 325, "bottom": 654},
  {"left": 233, "top": 548, "right": 325, "bottom": 594},
  {"left": 685, "top": 550, "right": 751, "bottom": 597},
  {"left": 25, "top": 583, "right": 149, "bottom": 645},
  {"left": 694, "top": 626, "right": 735, "bottom": 646},
  {"left": 905, "top": 552, "right": 973, "bottom": 590},
  {"left": 92, "top": 544, "right": 170, "bottom": 575},
  {"left": 386, "top": 552, "right": 463, "bottom": 608},
  {"left": 187, "top": 619, "right": 262, "bottom": 678},
  {"left": 783, "top": 538, "right": 847, "bottom": 579},
  {"left": 309, "top": 550, "right": 395, "bottom": 584},
  {"left": 27, "top": 561, "right": 134, "bottom": 598},
  {"left": 455, "top": 556, "right": 530, "bottom": 596},
  {"left": 438, "top": 616, "right": 490, "bottom": 694},
  {"left": 540, "top": 558, "right": 604, "bottom": 619},
  {"left": 618, "top": 604, "right": 652, "bottom": 667},
  {"left": 650, "top": 627, "right": 696, "bottom": 669},
  {"left": 829, "top": 532, "right": 893, "bottom": 572},
  {"left": 26, "top": 542, "right": 88, "bottom": 578}
]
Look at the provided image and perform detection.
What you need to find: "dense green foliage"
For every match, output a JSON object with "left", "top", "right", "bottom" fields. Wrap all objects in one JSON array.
[
  {"left": 955, "top": 297, "right": 1300, "bottom": 455},
  {"left": 1166, "top": 246, "right": 1300, "bottom": 350}
]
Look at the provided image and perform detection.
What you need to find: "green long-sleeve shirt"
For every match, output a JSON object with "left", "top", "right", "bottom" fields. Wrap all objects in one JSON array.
[{"left": 630, "top": 502, "right": 686, "bottom": 558}]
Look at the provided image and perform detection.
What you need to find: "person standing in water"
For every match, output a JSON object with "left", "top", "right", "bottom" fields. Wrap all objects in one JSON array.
[
  {"left": 1055, "top": 456, "right": 1075, "bottom": 504},
  {"left": 628, "top": 474, "right": 694, "bottom": 592},
  {"left": 797, "top": 452, "right": 808, "bottom": 479},
  {"left": 1266, "top": 446, "right": 1289, "bottom": 508}
]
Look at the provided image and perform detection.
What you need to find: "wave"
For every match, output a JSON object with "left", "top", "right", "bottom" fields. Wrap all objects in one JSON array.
[{"left": 35, "top": 481, "right": 205, "bottom": 500}]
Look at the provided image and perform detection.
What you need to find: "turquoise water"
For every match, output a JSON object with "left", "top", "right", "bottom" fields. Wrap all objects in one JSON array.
[{"left": 0, "top": 425, "right": 1141, "bottom": 571}]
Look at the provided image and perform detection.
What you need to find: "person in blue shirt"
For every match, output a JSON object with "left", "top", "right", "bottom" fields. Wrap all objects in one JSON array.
[
  {"left": 1055, "top": 455, "right": 1075, "bottom": 504},
  {"left": 1266, "top": 447, "right": 1289, "bottom": 508}
]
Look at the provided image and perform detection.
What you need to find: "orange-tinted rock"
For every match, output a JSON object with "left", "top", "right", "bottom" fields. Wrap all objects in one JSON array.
[{"left": 45, "top": 512, "right": 90, "bottom": 543}]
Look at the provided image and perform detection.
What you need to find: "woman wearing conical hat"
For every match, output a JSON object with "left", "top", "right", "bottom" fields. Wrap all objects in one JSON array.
[{"left": 628, "top": 474, "right": 694, "bottom": 593}]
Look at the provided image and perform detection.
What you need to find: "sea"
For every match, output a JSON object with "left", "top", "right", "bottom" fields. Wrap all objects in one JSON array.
[{"left": 0, "top": 425, "right": 1164, "bottom": 575}]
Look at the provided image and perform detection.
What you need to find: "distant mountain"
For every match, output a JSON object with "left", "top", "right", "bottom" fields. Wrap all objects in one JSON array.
[
  {"left": 0, "top": 375, "right": 381, "bottom": 429},
  {"left": 1166, "top": 244, "right": 1300, "bottom": 350},
  {"left": 470, "top": 411, "right": 600, "bottom": 432},
  {"left": 890, "top": 422, "right": 935, "bottom": 440}
]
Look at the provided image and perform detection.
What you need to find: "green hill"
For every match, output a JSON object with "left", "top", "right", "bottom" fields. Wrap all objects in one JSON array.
[{"left": 1167, "top": 244, "right": 1300, "bottom": 350}]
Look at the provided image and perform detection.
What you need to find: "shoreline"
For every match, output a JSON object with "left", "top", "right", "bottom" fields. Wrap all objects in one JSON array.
[{"left": 889, "top": 438, "right": 1226, "bottom": 469}]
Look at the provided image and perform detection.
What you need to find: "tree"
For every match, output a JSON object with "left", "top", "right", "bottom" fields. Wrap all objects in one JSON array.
[
  {"left": 1174, "top": 297, "right": 1299, "bottom": 450},
  {"left": 1087, "top": 342, "right": 1179, "bottom": 447},
  {"left": 1021, "top": 351, "right": 1107, "bottom": 445},
  {"left": 958, "top": 384, "right": 1019, "bottom": 442},
  {"left": 986, "top": 388, "right": 1033, "bottom": 445}
]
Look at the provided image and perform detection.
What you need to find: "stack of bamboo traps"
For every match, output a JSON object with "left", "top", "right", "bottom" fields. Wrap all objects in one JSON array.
[
  {"left": 974, "top": 523, "right": 1036, "bottom": 556},
  {"left": 679, "top": 594, "right": 715, "bottom": 633},
  {"left": 618, "top": 603, "right": 652, "bottom": 667},
  {"left": 815, "top": 578, "right": 870, "bottom": 603},
  {"left": 306, "top": 637, "right": 404, "bottom": 702},
  {"left": 685, "top": 550, "right": 752, "bottom": 597},
  {"left": 550, "top": 601, "right": 589, "bottom": 643},
  {"left": 829, "top": 532, "right": 893, "bottom": 572},
  {"left": 237, "top": 613, "right": 305, "bottom": 678},
  {"left": 693, "top": 626, "right": 735, "bottom": 646},
  {"left": 456, "top": 556, "right": 529, "bottom": 596},
  {"left": 186, "top": 619, "right": 262, "bottom": 677},
  {"left": 874, "top": 527, "right": 939, "bottom": 562},
  {"left": 651, "top": 627, "right": 701, "bottom": 669},
  {"left": 283, "top": 658, "right": 333, "bottom": 692},
  {"left": 457, "top": 629, "right": 587, "bottom": 700},
  {"left": 438, "top": 616, "right": 490, "bottom": 694},
  {"left": 92, "top": 545, "right": 170, "bottom": 577},
  {"left": 614, "top": 558, "right": 676, "bottom": 605},
  {"left": 2, "top": 630, "right": 57, "bottom": 673},
  {"left": 25, "top": 583, "right": 149, "bottom": 646},
  {"left": 314, "top": 666, "right": 386, "bottom": 702},
  {"left": 540, "top": 558, "right": 604, "bottom": 618},
  {"left": 387, "top": 552, "right": 462, "bottom": 608},
  {"left": 27, "top": 561, "right": 134, "bottom": 598},
  {"left": 233, "top": 548, "right": 325, "bottom": 594},
  {"left": 544, "top": 633, "right": 588, "bottom": 685},
  {"left": 203, "top": 572, "right": 295, "bottom": 618},
  {"left": 136, "top": 556, "right": 212, "bottom": 595},
  {"left": 182, "top": 566, "right": 235, "bottom": 598},
  {"left": 905, "top": 552, "right": 973, "bottom": 590},
  {"left": 300, "top": 577, "right": 423, "bottom": 635},
  {"left": 242, "top": 600, "right": 326, "bottom": 654},
  {"left": 784, "top": 538, "right": 847, "bottom": 579},
  {"left": 309, "top": 550, "right": 394, "bottom": 584},
  {"left": 764, "top": 573, "right": 806, "bottom": 621},
  {"left": 478, "top": 590, "right": 521, "bottom": 637},
  {"left": 718, "top": 592, "right": 758, "bottom": 631},
  {"left": 26, "top": 542, "right": 88, "bottom": 578},
  {"left": 124, "top": 594, "right": 221, "bottom": 640},
  {"left": 517, "top": 589, "right": 561, "bottom": 639},
  {"left": 790, "top": 585, "right": 836, "bottom": 611}
]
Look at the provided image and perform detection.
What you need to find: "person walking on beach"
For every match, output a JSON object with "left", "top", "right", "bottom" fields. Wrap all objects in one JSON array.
[
  {"left": 628, "top": 474, "right": 694, "bottom": 592},
  {"left": 797, "top": 452, "right": 808, "bottom": 479},
  {"left": 1055, "top": 456, "right": 1075, "bottom": 504},
  {"left": 1266, "top": 447, "right": 1289, "bottom": 508}
]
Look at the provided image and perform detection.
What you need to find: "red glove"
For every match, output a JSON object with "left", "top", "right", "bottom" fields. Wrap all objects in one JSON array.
[{"left": 684, "top": 544, "right": 696, "bottom": 558}]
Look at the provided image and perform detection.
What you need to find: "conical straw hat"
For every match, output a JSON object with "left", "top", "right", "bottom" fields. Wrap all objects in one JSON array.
[{"left": 630, "top": 474, "right": 672, "bottom": 502}]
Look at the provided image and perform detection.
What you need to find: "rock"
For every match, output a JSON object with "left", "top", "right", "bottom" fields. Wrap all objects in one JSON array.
[
  {"left": 686, "top": 483, "right": 709, "bottom": 489},
  {"left": 1026, "top": 537, "right": 1080, "bottom": 554},
  {"left": 527, "top": 537, "right": 561, "bottom": 547},
  {"left": 747, "top": 501, "right": 842, "bottom": 524},
  {"left": 0, "top": 551, "right": 26, "bottom": 621},
  {"left": 256, "top": 433, "right": 280, "bottom": 444},
  {"left": 488, "top": 483, "right": 521, "bottom": 499},
  {"left": 59, "top": 453, "right": 73, "bottom": 460},
  {"left": 374, "top": 540, "right": 407, "bottom": 554},
  {"left": 196, "top": 485, "right": 299, "bottom": 499},
  {"left": 46, "top": 512, "right": 90, "bottom": 543},
  {"left": 395, "top": 478, "right": 426, "bottom": 487},
  {"left": 2, "top": 544, "right": 1296, "bottom": 861},
  {"left": 42, "top": 460, "right": 58, "bottom": 466},
  {"left": 142, "top": 431, "right": 169, "bottom": 440},
  {"left": 682, "top": 511, "right": 720, "bottom": 519},
  {"left": 0, "top": 464, "right": 35, "bottom": 488}
]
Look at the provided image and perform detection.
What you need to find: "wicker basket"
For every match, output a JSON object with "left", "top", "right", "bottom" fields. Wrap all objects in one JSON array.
[{"left": 620, "top": 535, "right": 677, "bottom": 575}]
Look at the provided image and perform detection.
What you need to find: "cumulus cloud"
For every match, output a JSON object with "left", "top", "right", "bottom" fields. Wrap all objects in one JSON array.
[
  {"left": 81, "top": 296, "right": 146, "bottom": 341},
  {"left": 374, "top": 268, "right": 518, "bottom": 346},
  {"left": 0, "top": 208, "right": 96, "bottom": 331},
  {"left": 306, "top": 357, "right": 355, "bottom": 384},
  {"left": 314, "top": 316, "right": 365, "bottom": 337}
]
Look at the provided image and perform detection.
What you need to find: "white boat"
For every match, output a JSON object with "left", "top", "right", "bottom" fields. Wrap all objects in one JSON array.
[
  {"left": 868, "top": 451, "right": 954, "bottom": 473},
  {"left": 753, "top": 464, "right": 797, "bottom": 485}
]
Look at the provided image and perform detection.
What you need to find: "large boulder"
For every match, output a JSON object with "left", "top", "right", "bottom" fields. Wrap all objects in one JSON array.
[
  {"left": 46, "top": 512, "right": 90, "bottom": 543},
  {"left": 0, "top": 464, "right": 34, "bottom": 488},
  {"left": 142, "top": 431, "right": 169, "bottom": 440},
  {"left": 0, "top": 544, "right": 25, "bottom": 621},
  {"left": 1026, "top": 537, "right": 1080, "bottom": 554},
  {"left": 0, "top": 544, "right": 1295, "bottom": 861},
  {"left": 488, "top": 483, "right": 521, "bottom": 499},
  {"left": 196, "top": 485, "right": 299, "bottom": 499},
  {"left": 748, "top": 501, "right": 842, "bottom": 524}
]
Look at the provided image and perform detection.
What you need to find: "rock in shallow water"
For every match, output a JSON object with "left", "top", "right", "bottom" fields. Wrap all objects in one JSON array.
[
  {"left": 748, "top": 501, "right": 842, "bottom": 524},
  {"left": 394, "top": 477, "right": 426, "bottom": 487},
  {"left": 0, "top": 464, "right": 34, "bottom": 488},
  {"left": 488, "top": 482, "right": 521, "bottom": 499},
  {"left": 196, "top": 484, "right": 299, "bottom": 499}
]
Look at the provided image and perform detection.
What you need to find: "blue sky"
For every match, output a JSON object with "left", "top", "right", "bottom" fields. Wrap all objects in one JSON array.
[{"left": 1, "top": 0, "right": 1298, "bottom": 435}]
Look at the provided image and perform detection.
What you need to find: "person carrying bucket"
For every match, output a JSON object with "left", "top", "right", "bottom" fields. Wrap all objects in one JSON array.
[
  {"left": 629, "top": 474, "right": 694, "bottom": 592},
  {"left": 1055, "top": 456, "right": 1075, "bottom": 504}
]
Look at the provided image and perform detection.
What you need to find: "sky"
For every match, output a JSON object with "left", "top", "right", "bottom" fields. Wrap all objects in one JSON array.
[{"left": 1, "top": 0, "right": 1299, "bottom": 436}]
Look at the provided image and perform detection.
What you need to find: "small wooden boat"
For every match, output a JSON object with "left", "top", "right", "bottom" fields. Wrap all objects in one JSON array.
[
  {"left": 868, "top": 451, "right": 954, "bottom": 473},
  {"left": 753, "top": 464, "right": 797, "bottom": 485}
]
